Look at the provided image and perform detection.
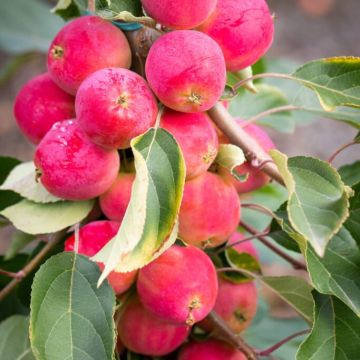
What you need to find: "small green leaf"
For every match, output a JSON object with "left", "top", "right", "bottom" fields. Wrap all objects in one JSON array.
[
  {"left": 0, "top": 199, "right": 94, "bottom": 234},
  {"left": 5, "top": 231, "right": 36, "bottom": 260},
  {"left": 95, "top": 0, "right": 154, "bottom": 26},
  {"left": 0, "top": 0, "right": 64, "bottom": 54},
  {"left": 51, "top": 0, "right": 82, "bottom": 21},
  {"left": 229, "top": 67, "right": 257, "bottom": 93},
  {"left": 1, "top": 162, "right": 60, "bottom": 203},
  {"left": 92, "top": 128, "right": 185, "bottom": 281},
  {"left": 297, "top": 292, "right": 360, "bottom": 360},
  {"left": 0, "top": 315, "right": 34, "bottom": 359},
  {"left": 230, "top": 84, "right": 295, "bottom": 133},
  {"left": 215, "top": 144, "right": 246, "bottom": 181},
  {"left": 261, "top": 276, "right": 314, "bottom": 323},
  {"left": 271, "top": 150, "right": 351, "bottom": 256},
  {"left": 219, "top": 247, "right": 261, "bottom": 284},
  {"left": 30, "top": 252, "right": 116, "bottom": 360},
  {"left": 293, "top": 57, "right": 360, "bottom": 111},
  {"left": 339, "top": 161, "right": 360, "bottom": 187}
]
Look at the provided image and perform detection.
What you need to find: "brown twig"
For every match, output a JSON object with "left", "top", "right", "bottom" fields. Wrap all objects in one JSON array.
[
  {"left": 240, "top": 222, "right": 307, "bottom": 270},
  {"left": 233, "top": 72, "right": 296, "bottom": 91},
  {"left": 208, "top": 103, "right": 285, "bottom": 186},
  {"left": 241, "top": 203, "right": 278, "bottom": 218},
  {"left": 328, "top": 140, "right": 359, "bottom": 164},
  {"left": 0, "top": 269, "right": 25, "bottom": 279},
  {"left": 256, "top": 329, "right": 310, "bottom": 356},
  {"left": 242, "top": 105, "right": 302, "bottom": 126},
  {"left": 206, "top": 311, "right": 258, "bottom": 360},
  {"left": 0, "top": 231, "right": 65, "bottom": 302},
  {"left": 216, "top": 230, "right": 270, "bottom": 254}
]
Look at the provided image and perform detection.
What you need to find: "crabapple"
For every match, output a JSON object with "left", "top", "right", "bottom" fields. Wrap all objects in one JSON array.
[
  {"left": 76, "top": 67, "right": 158, "bottom": 149},
  {"left": 99, "top": 173, "right": 134, "bottom": 222},
  {"left": 47, "top": 16, "right": 131, "bottom": 94},
  {"left": 34, "top": 120, "right": 119, "bottom": 200},
  {"left": 137, "top": 245, "right": 218, "bottom": 326},
  {"left": 146, "top": 30, "right": 226, "bottom": 112},
  {"left": 179, "top": 339, "right": 247, "bottom": 360},
  {"left": 117, "top": 296, "right": 190, "bottom": 356},
  {"left": 219, "top": 119, "right": 275, "bottom": 193},
  {"left": 141, "top": 0, "right": 216, "bottom": 30},
  {"left": 201, "top": 278, "right": 258, "bottom": 333},
  {"left": 13, "top": 73, "right": 75, "bottom": 144},
  {"left": 160, "top": 109, "right": 219, "bottom": 179},
  {"left": 179, "top": 172, "right": 241, "bottom": 247},
  {"left": 64, "top": 221, "right": 137, "bottom": 295},
  {"left": 198, "top": 0, "right": 274, "bottom": 71}
]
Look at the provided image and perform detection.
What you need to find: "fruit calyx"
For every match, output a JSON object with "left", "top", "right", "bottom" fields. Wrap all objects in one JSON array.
[
  {"left": 188, "top": 92, "right": 202, "bottom": 105},
  {"left": 116, "top": 93, "right": 129, "bottom": 108},
  {"left": 186, "top": 297, "right": 201, "bottom": 326},
  {"left": 50, "top": 45, "right": 64, "bottom": 59}
]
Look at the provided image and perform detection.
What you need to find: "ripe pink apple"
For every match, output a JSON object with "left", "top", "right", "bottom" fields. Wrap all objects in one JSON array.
[
  {"left": 198, "top": 0, "right": 274, "bottom": 71},
  {"left": 179, "top": 339, "right": 247, "bottom": 360},
  {"left": 141, "top": 0, "right": 217, "bottom": 29},
  {"left": 146, "top": 30, "right": 226, "bottom": 112},
  {"left": 47, "top": 16, "right": 131, "bottom": 95},
  {"left": 34, "top": 120, "right": 119, "bottom": 200},
  {"left": 201, "top": 278, "right": 258, "bottom": 333},
  {"left": 228, "top": 232, "right": 259, "bottom": 261},
  {"left": 76, "top": 67, "right": 158, "bottom": 149},
  {"left": 160, "top": 109, "right": 219, "bottom": 179},
  {"left": 64, "top": 221, "right": 137, "bottom": 295},
  {"left": 99, "top": 173, "right": 134, "bottom": 222},
  {"left": 179, "top": 172, "right": 241, "bottom": 247},
  {"left": 137, "top": 245, "right": 218, "bottom": 326},
  {"left": 219, "top": 119, "right": 275, "bottom": 193},
  {"left": 117, "top": 296, "right": 190, "bottom": 356},
  {"left": 13, "top": 73, "right": 75, "bottom": 144}
]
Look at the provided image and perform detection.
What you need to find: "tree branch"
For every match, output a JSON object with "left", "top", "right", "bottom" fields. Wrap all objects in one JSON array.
[
  {"left": 240, "top": 222, "right": 307, "bottom": 270},
  {"left": 233, "top": 73, "right": 296, "bottom": 91},
  {"left": 328, "top": 140, "right": 359, "bottom": 164},
  {"left": 208, "top": 103, "right": 285, "bottom": 186},
  {"left": 206, "top": 311, "right": 258, "bottom": 360},
  {"left": 0, "top": 231, "right": 65, "bottom": 302},
  {"left": 256, "top": 329, "right": 310, "bottom": 356}
]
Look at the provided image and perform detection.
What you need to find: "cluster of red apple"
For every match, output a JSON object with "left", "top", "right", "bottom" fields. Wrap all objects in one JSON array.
[{"left": 13, "top": 0, "right": 275, "bottom": 358}]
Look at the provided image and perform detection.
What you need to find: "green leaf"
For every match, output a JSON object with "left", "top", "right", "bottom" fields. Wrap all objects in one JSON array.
[
  {"left": 0, "top": 156, "right": 21, "bottom": 184},
  {"left": 230, "top": 84, "right": 295, "bottom": 133},
  {"left": 305, "top": 183, "right": 360, "bottom": 316},
  {"left": 271, "top": 150, "right": 351, "bottom": 256},
  {"left": 261, "top": 276, "right": 314, "bottom": 323},
  {"left": 5, "top": 231, "right": 36, "bottom": 260},
  {"left": 0, "top": 315, "right": 34, "bottom": 359},
  {"left": 51, "top": 0, "right": 83, "bottom": 20},
  {"left": 339, "top": 161, "right": 360, "bottom": 187},
  {"left": 0, "top": 199, "right": 94, "bottom": 235},
  {"left": 228, "top": 67, "right": 257, "bottom": 94},
  {"left": 1, "top": 162, "right": 60, "bottom": 203},
  {"left": 95, "top": 0, "right": 154, "bottom": 26},
  {"left": 219, "top": 247, "right": 261, "bottom": 284},
  {"left": 297, "top": 292, "right": 360, "bottom": 360},
  {"left": 30, "top": 252, "right": 116, "bottom": 360},
  {"left": 215, "top": 144, "right": 246, "bottom": 181},
  {"left": 293, "top": 57, "right": 360, "bottom": 111},
  {"left": 92, "top": 128, "right": 185, "bottom": 281},
  {"left": 0, "top": 0, "right": 64, "bottom": 54}
]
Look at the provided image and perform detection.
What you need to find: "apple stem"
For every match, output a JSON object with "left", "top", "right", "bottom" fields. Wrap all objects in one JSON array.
[
  {"left": 328, "top": 140, "right": 359, "bottom": 164},
  {"left": 216, "top": 230, "right": 270, "bottom": 254},
  {"left": 0, "top": 230, "right": 66, "bottom": 302},
  {"left": 0, "top": 269, "right": 25, "bottom": 279},
  {"left": 256, "top": 329, "right": 310, "bottom": 356},
  {"left": 206, "top": 311, "right": 259, "bottom": 359},
  {"left": 208, "top": 103, "right": 285, "bottom": 186},
  {"left": 241, "top": 221, "right": 307, "bottom": 270}
]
